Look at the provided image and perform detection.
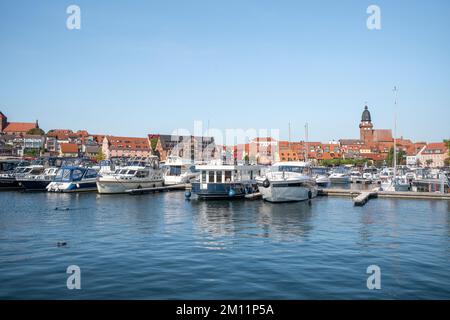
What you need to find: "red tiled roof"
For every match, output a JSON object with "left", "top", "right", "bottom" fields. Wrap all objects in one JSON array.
[
  {"left": 60, "top": 143, "right": 78, "bottom": 153},
  {"left": 106, "top": 136, "right": 150, "bottom": 151},
  {"left": 426, "top": 142, "right": 446, "bottom": 150},
  {"left": 3, "top": 122, "right": 37, "bottom": 133},
  {"left": 373, "top": 129, "right": 393, "bottom": 142},
  {"left": 253, "top": 137, "right": 277, "bottom": 142}
]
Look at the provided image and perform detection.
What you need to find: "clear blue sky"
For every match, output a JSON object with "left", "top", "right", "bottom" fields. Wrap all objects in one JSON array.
[{"left": 0, "top": 0, "right": 449, "bottom": 143}]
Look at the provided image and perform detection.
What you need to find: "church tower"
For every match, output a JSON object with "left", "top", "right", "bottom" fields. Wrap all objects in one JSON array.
[
  {"left": 359, "top": 105, "right": 374, "bottom": 143},
  {"left": 0, "top": 111, "right": 7, "bottom": 132}
]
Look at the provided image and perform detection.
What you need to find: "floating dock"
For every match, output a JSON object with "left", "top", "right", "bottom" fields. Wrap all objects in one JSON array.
[
  {"left": 127, "top": 184, "right": 189, "bottom": 195},
  {"left": 318, "top": 188, "right": 450, "bottom": 206}
]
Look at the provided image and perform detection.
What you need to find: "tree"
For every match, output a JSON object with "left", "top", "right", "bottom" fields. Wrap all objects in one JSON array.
[
  {"left": 386, "top": 147, "right": 406, "bottom": 166},
  {"left": 444, "top": 157, "right": 450, "bottom": 167},
  {"left": 150, "top": 138, "right": 159, "bottom": 152},
  {"left": 95, "top": 149, "right": 105, "bottom": 162},
  {"left": 23, "top": 148, "right": 40, "bottom": 158},
  {"left": 27, "top": 128, "right": 45, "bottom": 135}
]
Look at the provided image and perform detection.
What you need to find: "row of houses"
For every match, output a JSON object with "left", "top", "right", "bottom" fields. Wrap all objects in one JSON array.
[{"left": 1, "top": 108, "right": 448, "bottom": 167}]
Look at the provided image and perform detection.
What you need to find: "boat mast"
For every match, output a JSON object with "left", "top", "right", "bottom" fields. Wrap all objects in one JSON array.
[
  {"left": 288, "top": 122, "right": 291, "bottom": 150},
  {"left": 305, "top": 122, "right": 309, "bottom": 163},
  {"left": 393, "top": 86, "right": 398, "bottom": 182}
]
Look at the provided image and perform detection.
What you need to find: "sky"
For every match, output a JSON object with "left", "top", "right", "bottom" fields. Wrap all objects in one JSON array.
[{"left": 0, "top": 0, "right": 449, "bottom": 143}]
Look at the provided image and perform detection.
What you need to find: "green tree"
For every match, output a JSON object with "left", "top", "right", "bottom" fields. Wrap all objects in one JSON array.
[
  {"left": 386, "top": 147, "right": 406, "bottom": 166},
  {"left": 23, "top": 148, "right": 40, "bottom": 158},
  {"left": 27, "top": 128, "right": 45, "bottom": 135},
  {"left": 95, "top": 149, "right": 105, "bottom": 162},
  {"left": 150, "top": 138, "right": 159, "bottom": 152},
  {"left": 444, "top": 157, "right": 450, "bottom": 166}
]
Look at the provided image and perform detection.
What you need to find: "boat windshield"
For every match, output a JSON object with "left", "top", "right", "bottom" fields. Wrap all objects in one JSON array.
[
  {"left": 127, "top": 161, "right": 146, "bottom": 167},
  {"left": 311, "top": 167, "right": 328, "bottom": 175},
  {"left": 54, "top": 168, "right": 87, "bottom": 182},
  {"left": 167, "top": 166, "right": 182, "bottom": 176},
  {"left": 276, "top": 165, "right": 308, "bottom": 174}
]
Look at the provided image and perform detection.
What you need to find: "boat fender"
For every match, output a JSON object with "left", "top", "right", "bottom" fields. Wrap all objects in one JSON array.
[
  {"left": 185, "top": 190, "right": 192, "bottom": 199},
  {"left": 308, "top": 190, "right": 312, "bottom": 199},
  {"left": 228, "top": 189, "right": 236, "bottom": 197},
  {"left": 262, "top": 179, "right": 270, "bottom": 188}
]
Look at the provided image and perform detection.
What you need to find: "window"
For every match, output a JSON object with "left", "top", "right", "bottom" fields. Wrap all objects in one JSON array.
[
  {"left": 224, "top": 171, "right": 232, "bottom": 182},
  {"left": 169, "top": 166, "right": 182, "bottom": 176},
  {"left": 72, "top": 169, "right": 84, "bottom": 181},
  {"left": 216, "top": 171, "right": 222, "bottom": 183},
  {"left": 127, "top": 170, "right": 137, "bottom": 175},
  {"left": 136, "top": 170, "right": 149, "bottom": 178},
  {"left": 85, "top": 169, "right": 98, "bottom": 179},
  {"left": 202, "top": 171, "right": 206, "bottom": 183},
  {"left": 209, "top": 171, "right": 215, "bottom": 183}
]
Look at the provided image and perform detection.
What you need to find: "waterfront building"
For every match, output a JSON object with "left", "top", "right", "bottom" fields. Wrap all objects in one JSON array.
[
  {"left": 249, "top": 137, "right": 278, "bottom": 165},
  {"left": 0, "top": 111, "right": 40, "bottom": 136},
  {"left": 102, "top": 136, "right": 151, "bottom": 159},
  {"left": 59, "top": 143, "right": 79, "bottom": 157},
  {"left": 148, "top": 134, "right": 216, "bottom": 162},
  {"left": 416, "top": 142, "right": 449, "bottom": 167}
]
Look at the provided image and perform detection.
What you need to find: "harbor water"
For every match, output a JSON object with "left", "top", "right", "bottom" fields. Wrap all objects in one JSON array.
[{"left": 0, "top": 190, "right": 449, "bottom": 299}]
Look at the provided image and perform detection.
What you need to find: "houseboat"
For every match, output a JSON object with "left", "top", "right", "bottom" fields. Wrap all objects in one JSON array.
[{"left": 189, "top": 162, "right": 261, "bottom": 199}]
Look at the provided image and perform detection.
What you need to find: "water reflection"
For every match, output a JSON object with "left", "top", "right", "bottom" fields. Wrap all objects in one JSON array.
[{"left": 191, "top": 199, "right": 314, "bottom": 242}]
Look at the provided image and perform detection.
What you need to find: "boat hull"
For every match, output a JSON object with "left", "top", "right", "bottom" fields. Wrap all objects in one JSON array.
[
  {"left": 258, "top": 182, "right": 317, "bottom": 203},
  {"left": 329, "top": 177, "right": 350, "bottom": 184},
  {"left": 47, "top": 180, "right": 98, "bottom": 193},
  {"left": 0, "top": 178, "right": 22, "bottom": 190},
  {"left": 191, "top": 182, "right": 256, "bottom": 199},
  {"left": 97, "top": 179, "right": 164, "bottom": 194},
  {"left": 18, "top": 179, "right": 52, "bottom": 191}
]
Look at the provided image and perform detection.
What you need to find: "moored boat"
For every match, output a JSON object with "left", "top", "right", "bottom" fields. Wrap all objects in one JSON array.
[
  {"left": 47, "top": 166, "right": 98, "bottom": 192},
  {"left": 96, "top": 156, "right": 164, "bottom": 194},
  {"left": 17, "top": 167, "right": 59, "bottom": 191},
  {"left": 163, "top": 156, "right": 199, "bottom": 186},
  {"left": 189, "top": 161, "right": 261, "bottom": 199},
  {"left": 256, "top": 162, "right": 318, "bottom": 203}
]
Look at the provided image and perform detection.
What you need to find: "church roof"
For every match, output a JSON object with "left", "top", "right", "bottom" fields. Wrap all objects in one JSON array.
[
  {"left": 361, "top": 105, "right": 371, "bottom": 122},
  {"left": 3, "top": 122, "right": 37, "bottom": 133}
]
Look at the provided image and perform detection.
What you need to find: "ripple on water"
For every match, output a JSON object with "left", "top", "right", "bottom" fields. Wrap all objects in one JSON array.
[{"left": 0, "top": 191, "right": 449, "bottom": 299}]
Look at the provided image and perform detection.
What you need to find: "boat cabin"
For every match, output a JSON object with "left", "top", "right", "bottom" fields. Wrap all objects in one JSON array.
[{"left": 54, "top": 166, "right": 98, "bottom": 182}]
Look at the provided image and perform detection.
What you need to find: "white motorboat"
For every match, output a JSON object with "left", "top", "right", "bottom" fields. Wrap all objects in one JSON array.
[
  {"left": 329, "top": 168, "right": 351, "bottom": 184},
  {"left": 163, "top": 156, "right": 199, "bottom": 186},
  {"left": 381, "top": 177, "right": 411, "bottom": 192},
  {"left": 256, "top": 162, "right": 318, "bottom": 203},
  {"left": 311, "top": 167, "right": 330, "bottom": 187},
  {"left": 96, "top": 156, "right": 163, "bottom": 194}
]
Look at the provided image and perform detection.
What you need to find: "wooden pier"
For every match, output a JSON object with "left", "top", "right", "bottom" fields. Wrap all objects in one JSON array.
[{"left": 318, "top": 188, "right": 450, "bottom": 206}]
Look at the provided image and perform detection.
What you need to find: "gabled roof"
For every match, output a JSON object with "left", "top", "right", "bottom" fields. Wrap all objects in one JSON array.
[
  {"left": 3, "top": 122, "right": 37, "bottom": 133},
  {"left": 373, "top": 129, "right": 393, "bottom": 142},
  {"left": 60, "top": 143, "right": 79, "bottom": 153}
]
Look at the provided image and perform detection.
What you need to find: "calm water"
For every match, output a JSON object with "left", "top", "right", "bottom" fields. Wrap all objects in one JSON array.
[{"left": 0, "top": 190, "right": 449, "bottom": 299}]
